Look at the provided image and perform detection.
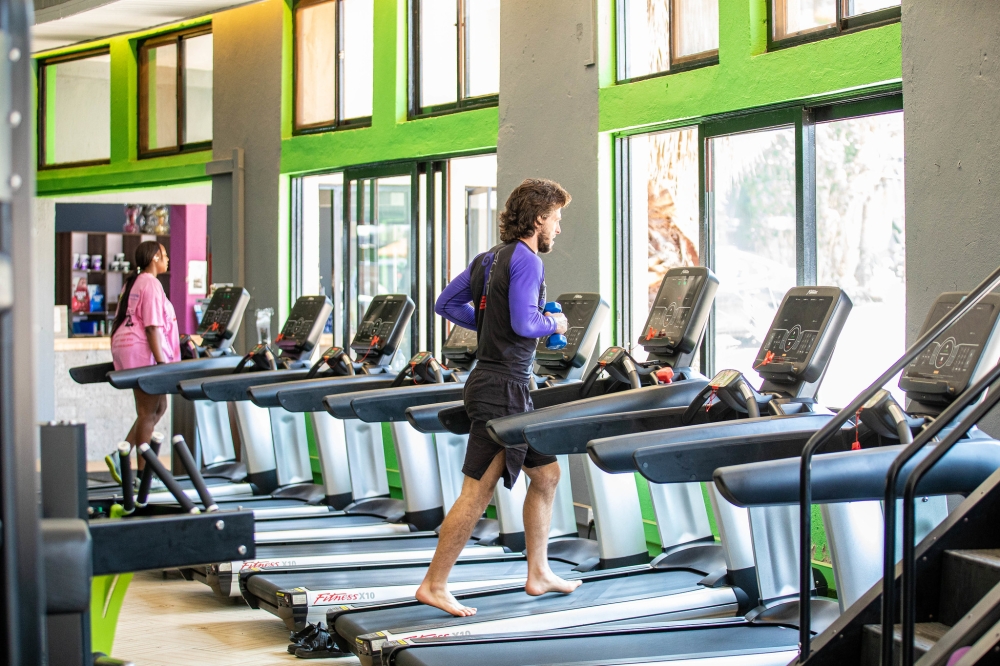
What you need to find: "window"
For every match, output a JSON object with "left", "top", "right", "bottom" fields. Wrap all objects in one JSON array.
[
  {"left": 412, "top": 0, "right": 500, "bottom": 116},
  {"left": 618, "top": 96, "right": 904, "bottom": 405},
  {"left": 38, "top": 49, "right": 111, "bottom": 167},
  {"left": 139, "top": 26, "right": 213, "bottom": 156},
  {"left": 618, "top": 0, "right": 718, "bottom": 82},
  {"left": 294, "top": 0, "right": 374, "bottom": 132},
  {"left": 770, "top": 0, "right": 900, "bottom": 47}
]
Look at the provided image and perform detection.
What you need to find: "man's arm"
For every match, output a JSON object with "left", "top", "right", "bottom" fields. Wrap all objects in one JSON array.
[
  {"left": 435, "top": 267, "right": 477, "bottom": 330},
  {"left": 508, "top": 248, "right": 561, "bottom": 339}
]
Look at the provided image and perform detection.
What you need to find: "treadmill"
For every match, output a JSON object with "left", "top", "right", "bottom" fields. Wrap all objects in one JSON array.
[
  {"left": 81, "top": 286, "right": 255, "bottom": 505},
  {"left": 321, "top": 286, "right": 852, "bottom": 664},
  {"left": 232, "top": 295, "right": 613, "bottom": 625},
  {"left": 364, "top": 292, "right": 1000, "bottom": 666}
]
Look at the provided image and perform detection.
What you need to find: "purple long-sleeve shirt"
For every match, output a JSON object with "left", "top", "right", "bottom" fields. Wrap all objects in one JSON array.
[{"left": 435, "top": 241, "right": 557, "bottom": 377}]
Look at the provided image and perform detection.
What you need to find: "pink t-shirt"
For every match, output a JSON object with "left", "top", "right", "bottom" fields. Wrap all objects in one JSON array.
[{"left": 111, "top": 273, "right": 182, "bottom": 371}]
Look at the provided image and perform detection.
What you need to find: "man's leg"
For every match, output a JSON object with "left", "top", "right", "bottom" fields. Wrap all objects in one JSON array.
[
  {"left": 416, "top": 452, "right": 506, "bottom": 616},
  {"left": 522, "top": 461, "right": 581, "bottom": 596}
]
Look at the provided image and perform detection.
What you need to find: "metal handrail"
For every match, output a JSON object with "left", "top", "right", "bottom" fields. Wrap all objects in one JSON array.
[
  {"left": 796, "top": 263, "right": 1000, "bottom": 660},
  {"left": 894, "top": 363, "right": 1000, "bottom": 666}
]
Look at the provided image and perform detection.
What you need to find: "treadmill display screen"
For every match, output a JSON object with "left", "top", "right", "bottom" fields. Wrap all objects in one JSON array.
[
  {"left": 754, "top": 296, "right": 833, "bottom": 370},
  {"left": 352, "top": 295, "right": 408, "bottom": 353},
  {"left": 642, "top": 273, "right": 705, "bottom": 351},
  {"left": 534, "top": 296, "right": 598, "bottom": 354},
  {"left": 902, "top": 300, "right": 997, "bottom": 393},
  {"left": 442, "top": 326, "right": 477, "bottom": 351},
  {"left": 198, "top": 287, "right": 244, "bottom": 346},
  {"left": 276, "top": 296, "right": 330, "bottom": 353}
]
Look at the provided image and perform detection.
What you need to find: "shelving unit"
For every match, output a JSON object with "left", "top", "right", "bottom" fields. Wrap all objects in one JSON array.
[{"left": 56, "top": 231, "right": 170, "bottom": 336}]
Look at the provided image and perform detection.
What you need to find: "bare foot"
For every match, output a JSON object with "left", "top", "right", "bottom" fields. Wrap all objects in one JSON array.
[
  {"left": 525, "top": 570, "right": 582, "bottom": 596},
  {"left": 415, "top": 581, "right": 477, "bottom": 617}
]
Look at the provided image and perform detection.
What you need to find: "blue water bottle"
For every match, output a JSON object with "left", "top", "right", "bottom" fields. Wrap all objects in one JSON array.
[{"left": 544, "top": 302, "right": 567, "bottom": 350}]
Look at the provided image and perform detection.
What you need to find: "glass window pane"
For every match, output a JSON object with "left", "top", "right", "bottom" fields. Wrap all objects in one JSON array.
[
  {"left": 183, "top": 33, "right": 213, "bottom": 144},
  {"left": 774, "top": 0, "right": 835, "bottom": 39},
  {"left": 622, "top": 0, "right": 670, "bottom": 79},
  {"left": 710, "top": 127, "right": 797, "bottom": 380},
  {"left": 146, "top": 43, "right": 178, "bottom": 150},
  {"left": 846, "top": 0, "right": 899, "bottom": 16},
  {"left": 465, "top": 0, "right": 500, "bottom": 98},
  {"left": 42, "top": 53, "right": 111, "bottom": 164},
  {"left": 816, "top": 112, "right": 905, "bottom": 406},
  {"left": 673, "top": 0, "right": 719, "bottom": 59},
  {"left": 296, "top": 0, "right": 339, "bottom": 127},
  {"left": 342, "top": 0, "right": 374, "bottom": 119},
  {"left": 627, "top": 128, "right": 700, "bottom": 352},
  {"left": 448, "top": 154, "right": 498, "bottom": 277},
  {"left": 419, "top": 0, "right": 458, "bottom": 108}
]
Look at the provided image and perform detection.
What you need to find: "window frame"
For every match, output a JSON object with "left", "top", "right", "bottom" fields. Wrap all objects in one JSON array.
[
  {"left": 37, "top": 47, "right": 113, "bottom": 170},
  {"left": 767, "top": 0, "right": 900, "bottom": 51},
  {"left": 292, "top": 0, "right": 374, "bottom": 135},
  {"left": 615, "top": 0, "right": 720, "bottom": 85},
  {"left": 408, "top": 0, "right": 499, "bottom": 119},
  {"left": 137, "top": 24, "right": 213, "bottom": 159},
  {"left": 613, "top": 90, "right": 903, "bottom": 375}
]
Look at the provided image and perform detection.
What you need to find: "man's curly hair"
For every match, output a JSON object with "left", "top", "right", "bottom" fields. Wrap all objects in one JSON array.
[{"left": 498, "top": 179, "right": 572, "bottom": 243}]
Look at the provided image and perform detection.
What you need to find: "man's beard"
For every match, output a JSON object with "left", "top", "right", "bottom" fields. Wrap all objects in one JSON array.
[{"left": 538, "top": 231, "right": 554, "bottom": 254}]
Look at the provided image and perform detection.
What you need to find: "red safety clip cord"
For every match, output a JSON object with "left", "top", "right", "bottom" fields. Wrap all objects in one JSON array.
[
  {"left": 705, "top": 385, "right": 719, "bottom": 413},
  {"left": 760, "top": 350, "right": 775, "bottom": 366},
  {"left": 655, "top": 367, "right": 674, "bottom": 384},
  {"left": 646, "top": 327, "right": 656, "bottom": 341},
  {"left": 852, "top": 408, "right": 863, "bottom": 450}
]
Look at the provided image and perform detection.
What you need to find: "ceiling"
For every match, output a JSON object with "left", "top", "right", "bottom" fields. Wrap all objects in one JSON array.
[{"left": 32, "top": 0, "right": 258, "bottom": 53}]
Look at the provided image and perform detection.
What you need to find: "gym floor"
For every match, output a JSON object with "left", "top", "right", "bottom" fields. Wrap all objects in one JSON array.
[{"left": 115, "top": 570, "right": 361, "bottom": 665}]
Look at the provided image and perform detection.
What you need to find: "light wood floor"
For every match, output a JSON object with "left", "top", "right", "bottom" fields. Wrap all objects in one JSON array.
[{"left": 114, "top": 570, "right": 361, "bottom": 666}]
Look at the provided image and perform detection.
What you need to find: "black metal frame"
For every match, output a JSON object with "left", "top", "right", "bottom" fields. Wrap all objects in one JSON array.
[
  {"left": 767, "top": 0, "right": 900, "bottom": 51},
  {"left": 408, "top": 0, "right": 499, "bottom": 119},
  {"left": 292, "top": 0, "right": 374, "bottom": 135},
  {"left": 795, "top": 262, "right": 1000, "bottom": 660},
  {"left": 137, "top": 24, "right": 214, "bottom": 158},
  {"left": 615, "top": 0, "right": 720, "bottom": 85},
  {"left": 36, "top": 47, "right": 113, "bottom": 170},
  {"left": 613, "top": 92, "right": 900, "bottom": 377}
]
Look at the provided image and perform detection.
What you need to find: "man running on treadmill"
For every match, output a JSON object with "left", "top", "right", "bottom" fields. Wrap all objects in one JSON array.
[{"left": 416, "top": 178, "right": 579, "bottom": 617}]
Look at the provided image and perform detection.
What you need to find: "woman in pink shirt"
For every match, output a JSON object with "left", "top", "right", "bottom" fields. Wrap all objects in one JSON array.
[{"left": 106, "top": 240, "right": 181, "bottom": 479}]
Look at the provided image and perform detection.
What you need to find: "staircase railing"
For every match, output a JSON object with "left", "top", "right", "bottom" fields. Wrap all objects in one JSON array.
[
  {"left": 891, "top": 364, "right": 1000, "bottom": 666},
  {"left": 797, "top": 263, "right": 1000, "bottom": 661}
]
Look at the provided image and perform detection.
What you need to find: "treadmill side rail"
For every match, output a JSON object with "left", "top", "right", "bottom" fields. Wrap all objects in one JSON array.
[{"left": 275, "top": 376, "right": 396, "bottom": 413}]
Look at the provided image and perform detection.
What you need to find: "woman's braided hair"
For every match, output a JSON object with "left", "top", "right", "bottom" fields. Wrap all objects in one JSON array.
[{"left": 498, "top": 178, "right": 571, "bottom": 243}]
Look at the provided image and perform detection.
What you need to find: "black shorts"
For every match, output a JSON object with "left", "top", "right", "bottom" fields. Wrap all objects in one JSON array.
[{"left": 461, "top": 368, "right": 558, "bottom": 489}]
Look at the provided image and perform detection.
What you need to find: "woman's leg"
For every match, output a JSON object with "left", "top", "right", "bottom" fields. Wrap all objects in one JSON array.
[{"left": 131, "top": 388, "right": 164, "bottom": 470}]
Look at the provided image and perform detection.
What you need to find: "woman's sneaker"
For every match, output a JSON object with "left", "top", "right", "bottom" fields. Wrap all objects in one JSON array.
[{"left": 104, "top": 453, "right": 122, "bottom": 485}]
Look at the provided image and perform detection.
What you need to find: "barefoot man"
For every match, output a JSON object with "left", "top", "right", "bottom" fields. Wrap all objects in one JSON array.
[{"left": 416, "top": 178, "right": 582, "bottom": 617}]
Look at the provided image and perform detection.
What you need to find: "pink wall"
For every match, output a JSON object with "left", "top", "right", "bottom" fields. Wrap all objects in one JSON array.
[{"left": 169, "top": 205, "right": 208, "bottom": 334}]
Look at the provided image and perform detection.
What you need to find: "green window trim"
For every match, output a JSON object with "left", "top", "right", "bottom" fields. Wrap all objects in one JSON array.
[{"left": 767, "top": 0, "right": 900, "bottom": 51}]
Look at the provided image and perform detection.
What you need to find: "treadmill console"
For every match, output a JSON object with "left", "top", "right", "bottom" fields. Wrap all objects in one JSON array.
[
  {"left": 640, "top": 266, "right": 719, "bottom": 359},
  {"left": 534, "top": 293, "right": 609, "bottom": 373},
  {"left": 441, "top": 326, "right": 478, "bottom": 370},
  {"left": 197, "top": 286, "right": 250, "bottom": 352},
  {"left": 752, "top": 286, "right": 852, "bottom": 385},
  {"left": 349, "top": 294, "right": 416, "bottom": 365},
  {"left": 274, "top": 295, "right": 333, "bottom": 360},
  {"left": 899, "top": 292, "right": 1000, "bottom": 405}
]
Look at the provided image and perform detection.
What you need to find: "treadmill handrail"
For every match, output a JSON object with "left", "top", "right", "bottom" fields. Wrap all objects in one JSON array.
[
  {"left": 715, "top": 438, "right": 1000, "bottom": 506},
  {"left": 111, "top": 356, "right": 241, "bottom": 392},
  {"left": 587, "top": 413, "right": 846, "bottom": 477},
  {"left": 488, "top": 379, "right": 709, "bottom": 448},
  {"left": 333, "top": 382, "right": 467, "bottom": 422},
  {"left": 406, "top": 400, "right": 464, "bottom": 433},
  {"left": 274, "top": 375, "right": 396, "bottom": 413},
  {"left": 192, "top": 368, "right": 314, "bottom": 402}
]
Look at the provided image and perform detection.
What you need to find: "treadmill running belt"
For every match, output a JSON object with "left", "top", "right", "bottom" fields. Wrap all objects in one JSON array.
[
  {"left": 393, "top": 623, "right": 798, "bottom": 666},
  {"left": 248, "top": 560, "right": 576, "bottom": 605},
  {"left": 336, "top": 570, "right": 704, "bottom": 644},
  {"left": 251, "top": 536, "right": 445, "bottom": 559},
  {"left": 254, "top": 515, "right": 389, "bottom": 532}
]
